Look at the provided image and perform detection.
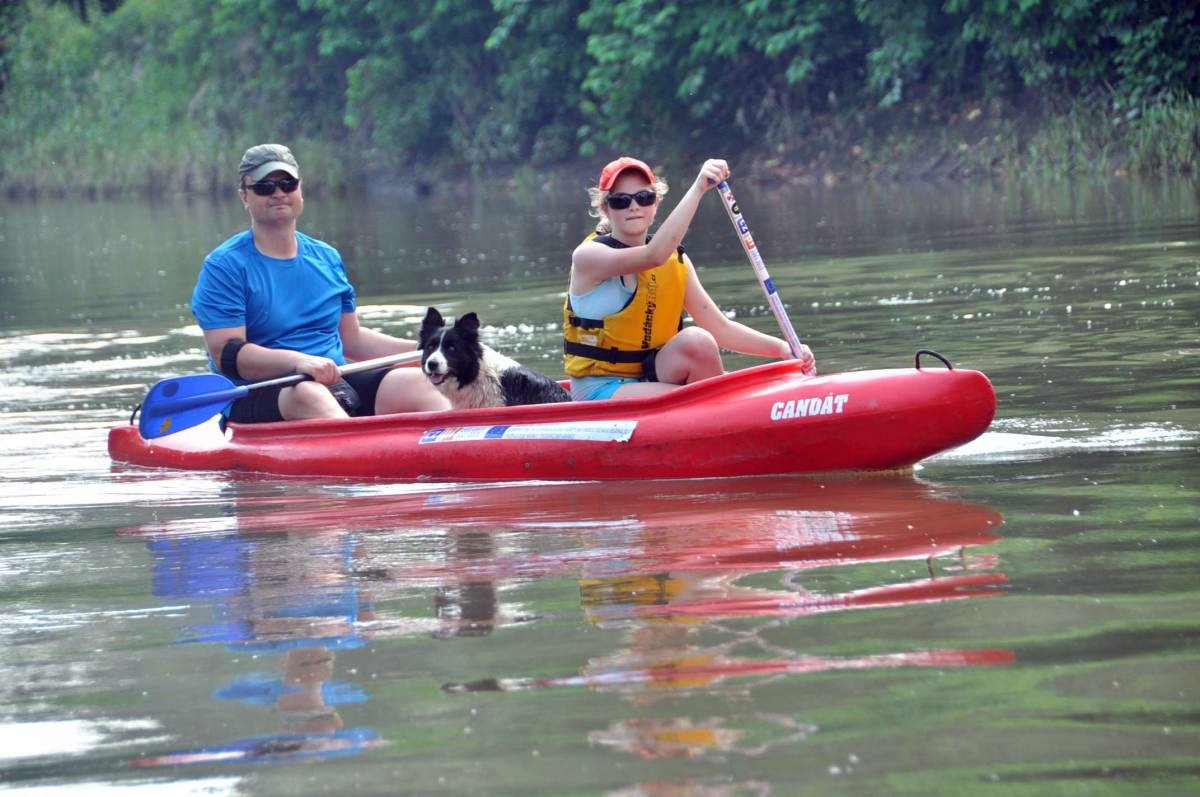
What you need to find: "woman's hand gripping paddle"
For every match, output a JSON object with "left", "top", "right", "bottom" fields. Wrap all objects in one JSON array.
[
  {"left": 715, "top": 180, "right": 815, "bottom": 375},
  {"left": 135, "top": 350, "right": 422, "bottom": 439}
]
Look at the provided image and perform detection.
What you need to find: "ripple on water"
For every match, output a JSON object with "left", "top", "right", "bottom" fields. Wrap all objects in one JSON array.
[{"left": 931, "top": 421, "right": 1198, "bottom": 464}]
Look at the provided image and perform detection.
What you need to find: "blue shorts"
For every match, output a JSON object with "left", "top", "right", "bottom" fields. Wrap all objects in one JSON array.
[{"left": 570, "top": 375, "right": 642, "bottom": 401}]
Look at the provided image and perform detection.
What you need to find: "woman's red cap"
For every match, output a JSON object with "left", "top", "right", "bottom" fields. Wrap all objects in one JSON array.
[{"left": 598, "top": 156, "right": 656, "bottom": 190}]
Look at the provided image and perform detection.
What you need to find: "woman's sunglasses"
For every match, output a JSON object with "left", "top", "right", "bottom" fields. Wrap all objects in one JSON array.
[
  {"left": 244, "top": 177, "right": 300, "bottom": 196},
  {"left": 605, "top": 190, "right": 657, "bottom": 210}
]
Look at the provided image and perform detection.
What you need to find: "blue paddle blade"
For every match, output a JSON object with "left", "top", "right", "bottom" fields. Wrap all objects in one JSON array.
[{"left": 138, "top": 373, "right": 248, "bottom": 439}]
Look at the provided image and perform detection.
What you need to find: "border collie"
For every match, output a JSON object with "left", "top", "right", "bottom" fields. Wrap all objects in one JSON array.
[{"left": 418, "top": 307, "right": 571, "bottom": 409}]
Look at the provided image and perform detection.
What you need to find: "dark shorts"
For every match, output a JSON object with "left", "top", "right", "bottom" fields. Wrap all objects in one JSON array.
[
  {"left": 641, "top": 349, "right": 660, "bottom": 383},
  {"left": 226, "top": 369, "right": 389, "bottom": 424}
]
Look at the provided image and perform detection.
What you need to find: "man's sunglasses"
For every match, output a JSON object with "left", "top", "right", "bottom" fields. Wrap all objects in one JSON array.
[
  {"left": 243, "top": 177, "right": 300, "bottom": 196},
  {"left": 605, "top": 190, "right": 657, "bottom": 210}
]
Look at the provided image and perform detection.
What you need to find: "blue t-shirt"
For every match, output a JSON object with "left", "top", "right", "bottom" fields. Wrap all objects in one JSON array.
[{"left": 191, "top": 229, "right": 356, "bottom": 382}]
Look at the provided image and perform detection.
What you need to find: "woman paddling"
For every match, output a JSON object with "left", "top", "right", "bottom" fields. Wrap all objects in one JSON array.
[{"left": 564, "top": 156, "right": 816, "bottom": 401}]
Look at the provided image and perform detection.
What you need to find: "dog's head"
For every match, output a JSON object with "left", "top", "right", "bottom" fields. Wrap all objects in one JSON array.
[{"left": 419, "top": 307, "right": 483, "bottom": 389}]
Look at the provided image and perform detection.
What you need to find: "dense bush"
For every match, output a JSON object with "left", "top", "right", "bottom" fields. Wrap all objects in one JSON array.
[{"left": 0, "top": 0, "right": 1195, "bottom": 193}]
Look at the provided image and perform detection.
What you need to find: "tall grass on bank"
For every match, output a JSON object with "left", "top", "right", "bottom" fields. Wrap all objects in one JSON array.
[
  {"left": 1127, "top": 95, "right": 1200, "bottom": 176},
  {"left": 1018, "top": 95, "right": 1199, "bottom": 179},
  {"left": 4, "top": 94, "right": 1195, "bottom": 197},
  {"left": 1023, "top": 108, "right": 1112, "bottom": 178}
]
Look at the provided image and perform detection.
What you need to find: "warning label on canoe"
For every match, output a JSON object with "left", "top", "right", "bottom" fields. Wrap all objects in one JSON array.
[{"left": 419, "top": 420, "right": 638, "bottom": 444}]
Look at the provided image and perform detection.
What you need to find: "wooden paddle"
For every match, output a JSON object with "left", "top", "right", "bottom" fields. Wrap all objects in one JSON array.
[
  {"left": 135, "top": 350, "right": 422, "bottom": 439},
  {"left": 714, "top": 180, "right": 812, "bottom": 371}
]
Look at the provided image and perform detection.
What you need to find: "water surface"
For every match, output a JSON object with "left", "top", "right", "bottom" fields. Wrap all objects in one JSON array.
[{"left": 0, "top": 176, "right": 1196, "bottom": 795}]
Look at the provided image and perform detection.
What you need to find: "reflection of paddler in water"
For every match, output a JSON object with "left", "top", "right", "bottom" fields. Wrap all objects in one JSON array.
[
  {"left": 569, "top": 505, "right": 1010, "bottom": 698},
  {"left": 588, "top": 713, "right": 817, "bottom": 760},
  {"left": 213, "top": 646, "right": 367, "bottom": 734},
  {"left": 148, "top": 527, "right": 372, "bottom": 649},
  {"left": 432, "top": 531, "right": 498, "bottom": 638},
  {"left": 448, "top": 573, "right": 1007, "bottom": 764},
  {"left": 445, "top": 488, "right": 1012, "bottom": 722},
  {"left": 140, "top": 484, "right": 381, "bottom": 765},
  {"left": 573, "top": 484, "right": 1010, "bottom": 629},
  {"left": 578, "top": 569, "right": 798, "bottom": 699},
  {"left": 447, "top": 561, "right": 1011, "bottom": 760},
  {"left": 353, "top": 528, "right": 503, "bottom": 638}
]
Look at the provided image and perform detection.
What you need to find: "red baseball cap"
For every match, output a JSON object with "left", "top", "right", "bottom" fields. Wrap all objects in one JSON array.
[{"left": 598, "top": 156, "right": 657, "bottom": 191}]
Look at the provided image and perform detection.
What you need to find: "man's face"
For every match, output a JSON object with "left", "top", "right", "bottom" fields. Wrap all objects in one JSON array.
[{"left": 240, "top": 170, "right": 303, "bottom": 223}]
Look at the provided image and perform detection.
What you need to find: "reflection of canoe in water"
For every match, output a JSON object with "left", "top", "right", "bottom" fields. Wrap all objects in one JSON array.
[
  {"left": 122, "top": 474, "right": 1005, "bottom": 596},
  {"left": 108, "top": 359, "right": 995, "bottom": 481},
  {"left": 120, "top": 472, "right": 1002, "bottom": 545},
  {"left": 129, "top": 474, "right": 1011, "bottom": 668}
]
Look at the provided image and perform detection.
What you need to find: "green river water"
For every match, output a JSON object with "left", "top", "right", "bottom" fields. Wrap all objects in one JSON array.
[{"left": 0, "top": 175, "right": 1196, "bottom": 795}]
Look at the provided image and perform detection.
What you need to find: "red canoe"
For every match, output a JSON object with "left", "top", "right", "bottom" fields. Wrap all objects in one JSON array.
[{"left": 108, "top": 358, "right": 996, "bottom": 482}]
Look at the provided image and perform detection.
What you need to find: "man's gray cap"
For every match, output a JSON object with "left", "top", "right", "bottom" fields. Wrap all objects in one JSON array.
[{"left": 238, "top": 144, "right": 300, "bottom": 182}]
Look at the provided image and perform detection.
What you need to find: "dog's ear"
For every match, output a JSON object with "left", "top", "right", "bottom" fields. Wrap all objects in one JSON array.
[
  {"left": 455, "top": 312, "right": 481, "bottom": 336},
  {"left": 419, "top": 307, "right": 443, "bottom": 344}
]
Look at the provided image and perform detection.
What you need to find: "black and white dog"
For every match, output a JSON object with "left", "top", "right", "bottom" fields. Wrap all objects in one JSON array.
[{"left": 418, "top": 307, "right": 571, "bottom": 409}]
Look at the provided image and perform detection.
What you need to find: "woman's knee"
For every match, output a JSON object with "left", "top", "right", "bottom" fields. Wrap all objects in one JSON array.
[
  {"left": 673, "top": 327, "right": 718, "bottom": 356},
  {"left": 656, "top": 328, "right": 723, "bottom": 383}
]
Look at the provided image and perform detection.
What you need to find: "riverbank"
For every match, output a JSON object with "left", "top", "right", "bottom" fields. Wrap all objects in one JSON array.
[
  {"left": 739, "top": 94, "right": 1200, "bottom": 188},
  {"left": 412, "top": 96, "right": 1200, "bottom": 201},
  {"left": 1, "top": 95, "right": 1196, "bottom": 200}
]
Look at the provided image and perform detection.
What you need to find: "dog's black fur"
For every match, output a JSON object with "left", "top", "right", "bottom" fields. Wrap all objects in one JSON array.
[{"left": 418, "top": 307, "right": 571, "bottom": 409}]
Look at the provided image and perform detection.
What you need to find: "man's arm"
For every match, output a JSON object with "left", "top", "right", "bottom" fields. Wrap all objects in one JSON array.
[
  {"left": 339, "top": 313, "right": 420, "bottom": 363},
  {"left": 201, "top": 327, "right": 342, "bottom": 384}
]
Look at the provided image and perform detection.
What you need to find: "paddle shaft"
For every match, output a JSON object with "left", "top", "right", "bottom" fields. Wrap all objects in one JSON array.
[
  {"left": 138, "top": 349, "right": 423, "bottom": 439},
  {"left": 715, "top": 180, "right": 805, "bottom": 360},
  {"left": 245, "top": 349, "right": 423, "bottom": 392}
]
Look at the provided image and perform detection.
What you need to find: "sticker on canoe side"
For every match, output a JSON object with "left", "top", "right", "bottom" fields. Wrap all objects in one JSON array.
[
  {"left": 420, "top": 420, "right": 638, "bottom": 444},
  {"left": 770, "top": 393, "right": 850, "bottom": 420}
]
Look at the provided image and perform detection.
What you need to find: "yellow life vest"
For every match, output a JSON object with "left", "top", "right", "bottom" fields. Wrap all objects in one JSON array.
[{"left": 563, "top": 234, "right": 687, "bottom": 378}]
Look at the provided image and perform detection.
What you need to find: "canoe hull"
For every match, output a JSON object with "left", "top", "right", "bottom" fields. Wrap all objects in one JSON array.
[{"left": 108, "top": 360, "right": 996, "bottom": 481}]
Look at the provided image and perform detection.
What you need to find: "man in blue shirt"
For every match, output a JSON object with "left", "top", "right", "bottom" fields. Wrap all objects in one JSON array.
[{"left": 192, "top": 144, "right": 449, "bottom": 422}]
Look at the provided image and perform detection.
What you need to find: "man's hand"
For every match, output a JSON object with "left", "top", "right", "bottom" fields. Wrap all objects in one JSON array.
[{"left": 293, "top": 356, "right": 342, "bottom": 385}]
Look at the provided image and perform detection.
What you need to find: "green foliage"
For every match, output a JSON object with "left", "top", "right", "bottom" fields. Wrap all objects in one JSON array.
[
  {"left": 485, "top": 0, "right": 590, "bottom": 165},
  {"left": 200, "top": 0, "right": 358, "bottom": 142},
  {"left": 0, "top": 2, "right": 116, "bottom": 190},
  {"left": 577, "top": 0, "right": 868, "bottom": 156},
  {"left": 335, "top": 0, "right": 584, "bottom": 171},
  {"left": 0, "top": 0, "right": 1196, "bottom": 194},
  {"left": 856, "top": 0, "right": 968, "bottom": 107},
  {"left": 1126, "top": 95, "right": 1200, "bottom": 176},
  {"left": 941, "top": 0, "right": 1199, "bottom": 107},
  {"left": 0, "top": 1, "right": 29, "bottom": 92}
]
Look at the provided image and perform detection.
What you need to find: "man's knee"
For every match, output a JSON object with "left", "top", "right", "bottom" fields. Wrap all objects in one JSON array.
[{"left": 282, "top": 380, "right": 347, "bottom": 419}]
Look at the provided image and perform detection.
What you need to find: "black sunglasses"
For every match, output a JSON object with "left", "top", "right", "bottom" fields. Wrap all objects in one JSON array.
[
  {"left": 605, "top": 190, "right": 657, "bottom": 210},
  {"left": 243, "top": 177, "right": 300, "bottom": 196}
]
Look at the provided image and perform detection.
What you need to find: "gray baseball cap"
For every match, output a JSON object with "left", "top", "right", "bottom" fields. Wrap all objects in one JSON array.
[{"left": 238, "top": 144, "right": 300, "bottom": 182}]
